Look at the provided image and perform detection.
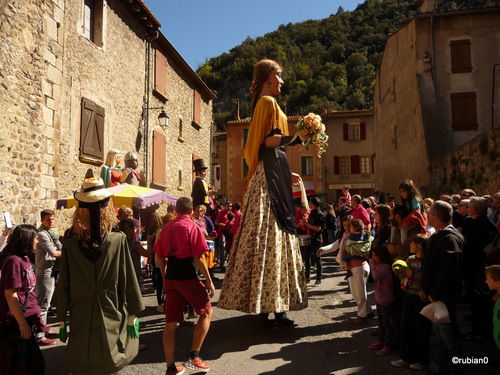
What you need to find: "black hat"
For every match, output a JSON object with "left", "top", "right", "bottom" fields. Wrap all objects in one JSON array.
[{"left": 193, "top": 158, "right": 208, "bottom": 172}]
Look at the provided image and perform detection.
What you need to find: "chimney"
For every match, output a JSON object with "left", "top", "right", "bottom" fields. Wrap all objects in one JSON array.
[
  {"left": 235, "top": 99, "right": 240, "bottom": 121},
  {"left": 323, "top": 105, "right": 329, "bottom": 115},
  {"left": 419, "top": 0, "right": 434, "bottom": 13}
]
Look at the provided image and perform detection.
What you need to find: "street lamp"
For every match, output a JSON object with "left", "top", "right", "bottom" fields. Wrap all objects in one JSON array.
[
  {"left": 143, "top": 106, "right": 169, "bottom": 130},
  {"left": 157, "top": 109, "right": 169, "bottom": 129}
]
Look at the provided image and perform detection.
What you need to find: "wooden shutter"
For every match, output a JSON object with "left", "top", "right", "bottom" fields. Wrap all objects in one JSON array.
[
  {"left": 371, "top": 155, "right": 375, "bottom": 174},
  {"left": 152, "top": 130, "right": 167, "bottom": 186},
  {"left": 193, "top": 90, "right": 201, "bottom": 125},
  {"left": 343, "top": 123, "right": 348, "bottom": 141},
  {"left": 451, "top": 92, "right": 477, "bottom": 130},
  {"left": 450, "top": 40, "right": 472, "bottom": 73},
  {"left": 154, "top": 49, "right": 168, "bottom": 97},
  {"left": 360, "top": 122, "right": 366, "bottom": 140},
  {"left": 350, "top": 155, "right": 360, "bottom": 174},
  {"left": 80, "top": 97, "right": 104, "bottom": 165},
  {"left": 334, "top": 156, "right": 340, "bottom": 175}
]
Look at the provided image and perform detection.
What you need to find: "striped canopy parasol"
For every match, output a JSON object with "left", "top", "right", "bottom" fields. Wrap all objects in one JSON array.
[{"left": 56, "top": 183, "right": 177, "bottom": 210}]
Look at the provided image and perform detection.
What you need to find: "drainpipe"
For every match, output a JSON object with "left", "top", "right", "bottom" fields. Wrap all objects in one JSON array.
[
  {"left": 430, "top": 16, "right": 436, "bottom": 94},
  {"left": 492, "top": 63, "right": 500, "bottom": 129},
  {"left": 145, "top": 30, "right": 159, "bottom": 186}
]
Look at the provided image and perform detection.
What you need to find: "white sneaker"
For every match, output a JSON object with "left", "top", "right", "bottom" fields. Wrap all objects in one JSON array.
[
  {"left": 409, "top": 362, "right": 426, "bottom": 371},
  {"left": 391, "top": 359, "right": 409, "bottom": 367}
]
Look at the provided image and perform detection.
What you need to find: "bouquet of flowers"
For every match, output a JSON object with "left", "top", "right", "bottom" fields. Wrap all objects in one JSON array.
[{"left": 295, "top": 113, "right": 329, "bottom": 157}]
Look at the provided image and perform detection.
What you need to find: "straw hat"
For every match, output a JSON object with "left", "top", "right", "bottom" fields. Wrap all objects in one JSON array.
[{"left": 74, "top": 169, "right": 113, "bottom": 203}]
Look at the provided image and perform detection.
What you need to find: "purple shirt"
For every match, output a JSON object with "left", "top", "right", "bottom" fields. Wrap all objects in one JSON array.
[
  {"left": 0, "top": 255, "right": 41, "bottom": 320},
  {"left": 370, "top": 261, "right": 395, "bottom": 306}
]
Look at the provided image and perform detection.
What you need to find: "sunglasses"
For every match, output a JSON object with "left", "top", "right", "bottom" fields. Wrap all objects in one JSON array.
[{"left": 459, "top": 204, "right": 468, "bottom": 207}]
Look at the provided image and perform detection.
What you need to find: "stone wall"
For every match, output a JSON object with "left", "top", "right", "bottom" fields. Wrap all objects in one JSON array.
[
  {"left": 423, "top": 126, "right": 500, "bottom": 198},
  {"left": 0, "top": 0, "right": 213, "bottom": 233},
  {"left": 0, "top": 0, "right": 57, "bottom": 226},
  {"left": 148, "top": 42, "right": 214, "bottom": 197}
]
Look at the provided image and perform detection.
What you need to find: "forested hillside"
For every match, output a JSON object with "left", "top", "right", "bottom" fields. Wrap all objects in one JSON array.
[{"left": 196, "top": 0, "right": 495, "bottom": 130}]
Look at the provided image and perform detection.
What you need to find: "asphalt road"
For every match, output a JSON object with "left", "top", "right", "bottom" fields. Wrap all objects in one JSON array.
[{"left": 42, "top": 256, "right": 499, "bottom": 374}]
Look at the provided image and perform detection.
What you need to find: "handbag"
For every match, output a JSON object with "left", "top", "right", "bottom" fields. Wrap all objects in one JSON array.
[{"left": 420, "top": 301, "right": 451, "bottom": 323}]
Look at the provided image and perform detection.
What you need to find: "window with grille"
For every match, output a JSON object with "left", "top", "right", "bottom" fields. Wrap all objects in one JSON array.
[
  {"left": 361, "top": 156, "right": 371, "bottom": 174},
  {"left": 83, "top": 0, "right": 103, "bottom": 46},
  {"left": 343, "top": 122, "right": 367, "bottom": 142},
  {"left": 301, "top": 157, "right": 314, "bottom": 176},
  {"left": 340, "top": 156, "right": 349, "bottom": 175}
]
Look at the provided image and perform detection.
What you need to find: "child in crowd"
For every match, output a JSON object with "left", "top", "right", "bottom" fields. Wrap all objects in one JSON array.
[
  {"left": 342, "top": 219, "right": 373, "bottom": 280},
  {"left": 369, "top": 246, "right": 395, "bottom": 356},
  {"left": 399, "top": 180, "right": 427, "bottom": 243},
  {"left": 223, "top": 212, "right": 235, "bottom": 254},
  {"left": 342, "top": 186, "right": 351, "bottom": 205},
  {"left": 392, "top": 234, "right": 431, "bottom": 370},
  {"left": 119, "top": 219, "right": 151, "bottom": 291},
  {"left": 485, "top": 265, "right": 500, "bottom": 349}
]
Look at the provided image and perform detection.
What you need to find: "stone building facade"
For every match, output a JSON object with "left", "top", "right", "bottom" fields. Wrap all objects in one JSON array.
[
  {"left": 0, "top": 0, "right": 214, "bottom": 228},
  {"left": 323, "top": 109, "right": 375, "bottom": 203},
  {"left": 211, "top": 132, "right": 228, "bottom": 200},
  {"left": 373, "top": 4, "right": 500, "bottom": 197}
]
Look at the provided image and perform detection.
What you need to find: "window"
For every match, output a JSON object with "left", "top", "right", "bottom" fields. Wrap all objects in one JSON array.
[
  {"left": 451, "top": 92, "right": 478, "bottom": 131},
  {"left": 179, "top": 118, "right": 183, "bottom": 139},
  {"left": 154, "top": 49, "right": 168, "bottom": 100},
  {"left": 152, "top": 130, "right": 167, "bottom": 186},
  {"left": 349, "top": 123, "right": 360, "bottom": 141},
  {"left": 343, "top": 122, "right": 366, "bottom": 141},
  {"left": 450, "top": 39, "right": 472, "bottom": 74},
  {"left": 83, "top": 0, "right": 103, "bottom": 46},
  {"left": 301, "top": 157, "right": 314, "bottom": 176},
  {"left": 80, "top": 97, "right": 104, "bottom": 165},
  {"left": 178, "top": 169, "right": 183, "bottom": 188},
  {"left": 192, "top": 90, "right": 201, "bottom": 128},
  {"left": 361, "top": 156, "right": 371, "bottom": 174},
  {"left": 340, "top": 156, "right": 349, "bottom": 175}
]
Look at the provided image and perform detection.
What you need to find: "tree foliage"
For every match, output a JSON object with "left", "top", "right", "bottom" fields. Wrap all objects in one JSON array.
[{"left": 197, "top": 0, "right": 494, "bottom": 130}]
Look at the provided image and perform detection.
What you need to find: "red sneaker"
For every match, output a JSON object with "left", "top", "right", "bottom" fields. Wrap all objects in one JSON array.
[
  {"left": 183, "top": 356, "right": 211, "bottom": 372},
  {"left": 166, "top": 364, "right": 185, "bottom": 375}
]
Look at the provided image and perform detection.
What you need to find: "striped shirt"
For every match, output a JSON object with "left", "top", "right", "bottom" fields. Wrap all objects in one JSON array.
[{"left": 405, "top": 255, "right": 423, "bottom": 295}]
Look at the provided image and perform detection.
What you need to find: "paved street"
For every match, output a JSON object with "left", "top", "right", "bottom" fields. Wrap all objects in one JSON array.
[{"left": 42, "top": 256, "right": 498, "bottom": 375}]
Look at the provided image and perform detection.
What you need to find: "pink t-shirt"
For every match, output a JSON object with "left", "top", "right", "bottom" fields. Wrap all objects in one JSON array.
[
  {"left": 352, "top": 205, "right": 371, "bottom": 228},
  {"left": 154, "top": 215, "right": 209, "bottom": 259},
  {"left": 216, "top": 209, "right": 230, "bottom": 235}
]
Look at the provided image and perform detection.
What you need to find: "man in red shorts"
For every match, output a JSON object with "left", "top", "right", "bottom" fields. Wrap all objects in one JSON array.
[{"left": 154, "top": 197, "right": 215, "bottom": 375}]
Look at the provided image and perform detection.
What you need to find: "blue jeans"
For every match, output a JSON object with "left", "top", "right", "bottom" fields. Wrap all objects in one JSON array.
[{"left": 434, "top": 317, "right": 463, "bottom": 375}]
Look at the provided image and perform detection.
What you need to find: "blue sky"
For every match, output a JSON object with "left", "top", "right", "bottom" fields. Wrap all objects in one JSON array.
[{"left": 143, "top": 0, "right": 365, "bottom": 70}]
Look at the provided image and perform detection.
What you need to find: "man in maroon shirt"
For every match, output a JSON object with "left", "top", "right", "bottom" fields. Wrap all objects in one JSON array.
[
  {"left": 215, "top": 201, "right": 232, "bottom": 269},
  {"left": 154, "top": 197, "right": 215, "bottom": 375}
]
